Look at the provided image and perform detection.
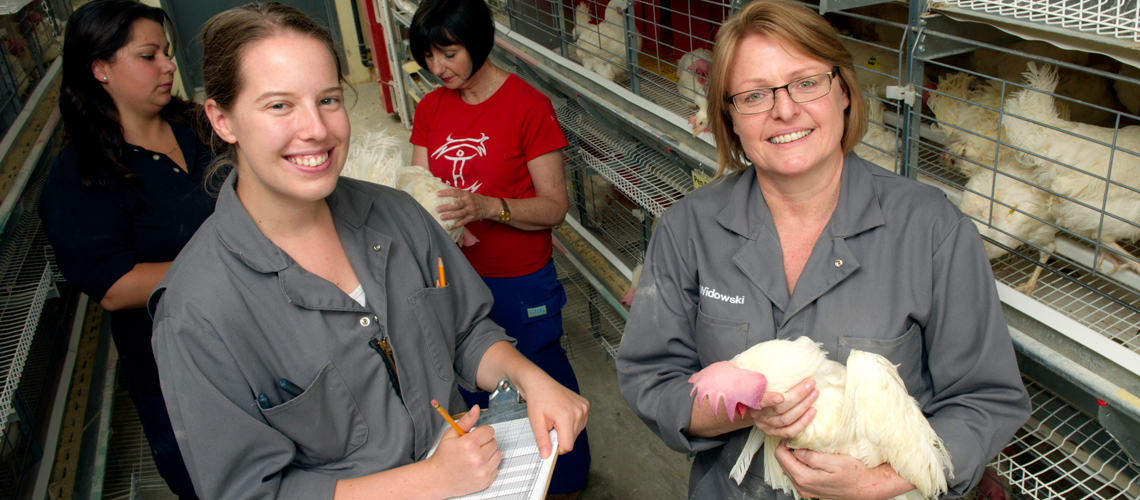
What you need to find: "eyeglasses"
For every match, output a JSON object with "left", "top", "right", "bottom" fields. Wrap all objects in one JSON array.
[{"left": 726, "top": 68, "right": 838, "bottom": 115}]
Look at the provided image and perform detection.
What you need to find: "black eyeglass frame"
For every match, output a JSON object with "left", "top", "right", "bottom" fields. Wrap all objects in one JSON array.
[{"left": 724, "top": 67, "right": 841, "bottom": 115}]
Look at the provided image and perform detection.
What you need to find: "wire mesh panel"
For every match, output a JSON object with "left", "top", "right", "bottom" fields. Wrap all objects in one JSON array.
[
  {"left": 994, "top": 376, "right": 1140, "bottom": 499},
  {"left": 555, "top": 250, "right": 625, "bottom": 359},
  {"left": 932, "top": 0, "right": 1140, "bottom": 43},
  {"left": 101, "top": 368, "right": 168, "bottom": 499},
  {"left": 913, "top": 27, "right": 1140, "bottom": 356}
]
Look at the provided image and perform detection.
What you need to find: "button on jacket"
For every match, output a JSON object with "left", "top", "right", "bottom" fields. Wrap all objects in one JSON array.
[
  {"left": 149, "top": 173, "right": 511, "bottom": 500},
  {"left": 617, "top": 154, "right": 1030, "bottom": 500}
]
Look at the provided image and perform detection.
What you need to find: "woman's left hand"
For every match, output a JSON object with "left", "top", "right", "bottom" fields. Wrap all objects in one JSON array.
[
  {"left": 774, "top": 442, "right": 915, "bottom": 500},
  {"left": 436, "top": 188, "right": 497, "bottom": 229},
  {"left": 519, "top": 373, "right": 589, "bottom": 459}
]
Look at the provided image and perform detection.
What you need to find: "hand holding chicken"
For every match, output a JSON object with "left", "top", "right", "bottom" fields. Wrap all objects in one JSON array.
[{"left": 688, "top": 337, "right": 953, "bottom": 500}]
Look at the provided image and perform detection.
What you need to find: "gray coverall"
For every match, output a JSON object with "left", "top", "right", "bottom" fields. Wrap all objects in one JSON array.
[
  {"left": 149, "top": 173, "right": 512, "bottom": 499},
  {"left": 617, "top": 154, "right": 1031, "bottom": 499}
]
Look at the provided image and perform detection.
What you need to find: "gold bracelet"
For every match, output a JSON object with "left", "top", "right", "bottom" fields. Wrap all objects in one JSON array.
[{"left": 498, "top": 198, "right": 511, "bottom": 223}]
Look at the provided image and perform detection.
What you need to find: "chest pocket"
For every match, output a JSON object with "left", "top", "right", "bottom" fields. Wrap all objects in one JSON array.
[
  {"left": 409, "top": 287, "right": 456, "bottom": 382},
  {"left": 839, "top": 322, "right": 926, "bottom": 395},
  {"left": 260, "top": 363, "right": 368, "bottom": 468},
  {"left": 695, "top": 306, "right": 749, "bottom": 368}
]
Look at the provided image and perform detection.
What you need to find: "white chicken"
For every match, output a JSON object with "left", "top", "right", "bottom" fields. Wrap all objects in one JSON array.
[
  {"left": 927, "top": 72, "right": 1056, "bottom": 180},
  {"left": 1003, "top": 63, "right": 1140, "bottom": 274},
  {"left": 676, "top": 48, "right": 712, "bottom": 136},
  {"left": 572, "top": 0, "right": 641, "bottom": 83},
  {"left": 855, "top": 88, "right": 899, "bottom": 172},
  {"left": 959, "top": 170, "right": 1058, "bottom": 294},
  {"left": 689, "top": 336, "right": 953, "bottom": 500},
  {"left": 340, "top": 131, "right": 472, "bottom": 245}
]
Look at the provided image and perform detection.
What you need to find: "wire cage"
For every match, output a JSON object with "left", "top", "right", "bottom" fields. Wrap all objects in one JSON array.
[
  {"left": 991, "top": 376, "right": 1140, "bottom": 500},
  {"left": 912, "top": 24, "right": 1140, "bottom": 355},
  {"left": 0, "top": 0, "right": 67, "bottom": 136}
]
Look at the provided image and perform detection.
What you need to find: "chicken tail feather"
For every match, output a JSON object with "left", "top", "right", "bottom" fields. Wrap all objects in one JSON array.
[
  {"left": 842, "top": 350, "right": 953, "bottom": 499},
  {"left": 729, "top": 428, "right": 765, "bottom": 485},
  {"left": 762, "top": 434, "right": 801, "bottom": 498},
  {"left": 688, "top": 361, "right": 767, "bottom": 422}
]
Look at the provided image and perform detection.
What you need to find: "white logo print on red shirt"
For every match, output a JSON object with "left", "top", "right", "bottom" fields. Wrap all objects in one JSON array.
[{"left": 431, "top": 134, "right": 490, "bottom": 192}]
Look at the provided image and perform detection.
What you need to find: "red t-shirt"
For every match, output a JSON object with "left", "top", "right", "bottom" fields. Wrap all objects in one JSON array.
[{"left": 411, "top": 74, "right": 569, "bottom": 278}]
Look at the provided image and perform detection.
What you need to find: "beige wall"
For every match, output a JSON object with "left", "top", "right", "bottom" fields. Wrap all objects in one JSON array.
[{"left": 335, "top": 0, "right": 377, "bottom": 85}]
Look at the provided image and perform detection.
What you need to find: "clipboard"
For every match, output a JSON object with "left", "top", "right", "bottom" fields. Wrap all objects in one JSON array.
[{"left": 427, "top": 377, "right": 559, "bottom": 500}]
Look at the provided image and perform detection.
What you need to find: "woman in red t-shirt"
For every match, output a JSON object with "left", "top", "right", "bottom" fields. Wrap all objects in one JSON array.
[{"left": 409, "top": 0, "right": 590, "bottom": 496}]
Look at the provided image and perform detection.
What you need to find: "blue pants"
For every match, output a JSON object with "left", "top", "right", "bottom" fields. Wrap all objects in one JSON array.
[
  {"left": 129, "top": 390, "right": 198, "bottom": 499},
  {"left": 460, "top": 259, "right": 591, "bottom": 494}
]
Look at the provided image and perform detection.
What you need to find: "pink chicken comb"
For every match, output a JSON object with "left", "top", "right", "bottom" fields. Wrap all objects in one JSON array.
[{"left": 688, "top": 361, "right": 767, "bottom": 422}]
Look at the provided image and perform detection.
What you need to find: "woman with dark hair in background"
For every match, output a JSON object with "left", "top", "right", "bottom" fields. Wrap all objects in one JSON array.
[
  {"left": 38, "top": 1, "right": 211, "bottom": 498},
  {"left": 409, "top": 0, "right": 590, "bottom": 495}
]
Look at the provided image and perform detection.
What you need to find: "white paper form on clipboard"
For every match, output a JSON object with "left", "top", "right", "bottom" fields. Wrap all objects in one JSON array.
[{"left": 426, "top": 378, "right": 559, "bottom": 500}]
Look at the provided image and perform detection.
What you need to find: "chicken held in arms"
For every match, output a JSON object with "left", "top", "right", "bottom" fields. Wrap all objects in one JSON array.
[
  {"left": 689, "top": 337, "right": 953, "bottom": 500},
  {"left": 340, "top": 131, "right": 478, "bottom": 246}
]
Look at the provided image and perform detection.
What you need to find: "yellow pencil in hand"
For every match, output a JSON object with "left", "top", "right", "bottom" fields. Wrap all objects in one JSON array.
[{"left": 431, "top": 399, "right": 465, "bottom": 436}]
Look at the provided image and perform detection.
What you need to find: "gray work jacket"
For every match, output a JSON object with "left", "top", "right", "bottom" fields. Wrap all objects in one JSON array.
[
  {"left": 149, "top": 173, "right": 511, "bottom": 500},
  {"left": 617, "top": 154, "right": 1031, "bottom": 500}
]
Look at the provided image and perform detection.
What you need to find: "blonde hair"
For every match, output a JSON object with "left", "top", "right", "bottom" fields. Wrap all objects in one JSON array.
[{"left": 707, "top": 0, "right": 866, "bottom": 178}]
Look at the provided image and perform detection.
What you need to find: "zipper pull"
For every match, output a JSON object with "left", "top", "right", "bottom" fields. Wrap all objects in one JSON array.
[{"left": 369, "top": 337, "right": 402, "bottom": 400}]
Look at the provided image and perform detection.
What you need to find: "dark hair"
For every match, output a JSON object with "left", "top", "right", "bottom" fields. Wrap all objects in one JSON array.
[
  {"left": 59, "top": 0, "right": 199, "bottom": 188},
  {"left": 199, "top": 2, "right": 345, "bottom": 185},
  {"left": 409, "top": 0, "right": 494, "bottom": 76}
]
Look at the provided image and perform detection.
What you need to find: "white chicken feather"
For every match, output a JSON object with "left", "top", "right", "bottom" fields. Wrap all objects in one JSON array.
[
  {"left": 928, "top": 72, "right": 1059, "bottom": 180},
  {"left": 689, "top": 337, "right": 953, "bottom": 500},
  {"left": 572, "top": 0, "right": 641, "bottom": 82},
  {"left": 855, "top": 88, "right": 899, "bottom": 172},
  {"left": 1003, "top": 63, "right": 1140, "bottom": 274},
  {"left": 340, "top": 131, "right": 466, "bottom": 244},
  {"left": 677, "top": 48, "right": 712, "bottom": 136},
  {"left": 959, "top": 170, "right": 1058, "bottom": 293}
]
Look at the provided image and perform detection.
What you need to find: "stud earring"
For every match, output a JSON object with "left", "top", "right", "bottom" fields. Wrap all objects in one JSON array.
[{"left": 102, "top": 77, "right": 107, "bottom": 81}]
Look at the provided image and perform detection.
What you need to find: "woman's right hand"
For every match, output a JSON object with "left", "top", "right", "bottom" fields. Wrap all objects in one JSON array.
[
  {"left": 746, "top": 378, "right": 819, "bottom": 439},
  {"left": 425, "top": 405, "right": 501, "bottom": 497}
]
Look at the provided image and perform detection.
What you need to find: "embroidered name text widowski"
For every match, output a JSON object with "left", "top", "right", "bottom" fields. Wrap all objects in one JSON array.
[{"left": 700, "top": 286, "right": 745, "bottom": 305}]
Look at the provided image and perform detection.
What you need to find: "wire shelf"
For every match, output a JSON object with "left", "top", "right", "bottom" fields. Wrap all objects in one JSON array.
[
  {"left": 565, "top": 152, "right": 648, "bottom": 264},
  {"left": 102, "top": 367, "right": 167, "bottom": 499},
  {"left": 993, "top": 254, "right": 1140, "bottom": 353},
  {"left": 554, "top": 249, "right": 625, "bottom": 360},
  {"left": 0, "top": 161, "right": 55, "bottom": 432},
  {"left": 933, "top": 0, "right": 1140, "bottom": 43},
  {"left": 995, "top": 376, "right": 1140, "bottom": 499}
]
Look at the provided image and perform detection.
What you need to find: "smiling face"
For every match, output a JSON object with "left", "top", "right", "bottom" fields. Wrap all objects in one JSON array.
[
  {"left": 205, "top": 33, "right": 349, "bottom": 207},
  {"left": 727, "top": 33, "right": 849, "bottom": 181},
  {"left": 92, "top": 19, "right": 176, "bottom": 119},
  {"left": 424, "top": 44, "right": 474, "bottom": 89}
]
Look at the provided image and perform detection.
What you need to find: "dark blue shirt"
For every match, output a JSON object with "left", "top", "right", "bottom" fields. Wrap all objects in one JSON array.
[{"left": 39, "top": 122, "right": 215, "bottom": 394}]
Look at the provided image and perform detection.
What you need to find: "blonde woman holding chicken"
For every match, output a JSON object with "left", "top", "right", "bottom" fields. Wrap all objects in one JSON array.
[{"left": 616, "top": 1, "right": 1030, "bottom": 499}]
